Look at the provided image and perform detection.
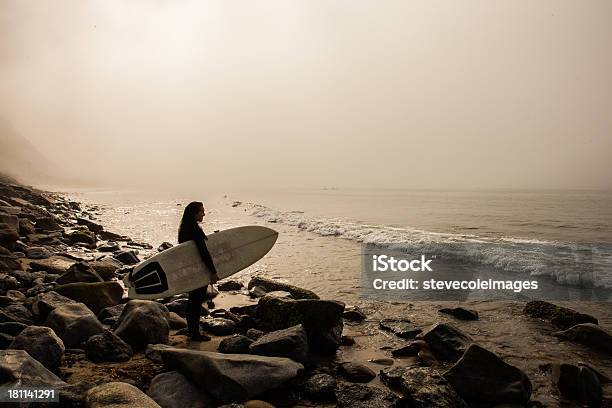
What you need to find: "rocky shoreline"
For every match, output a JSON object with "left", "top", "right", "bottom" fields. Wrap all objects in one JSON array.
[{"left": 0, "top": 179, "right": 611, "bottom": 407}]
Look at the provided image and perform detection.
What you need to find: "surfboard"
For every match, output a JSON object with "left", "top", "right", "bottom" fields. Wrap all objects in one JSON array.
[{"left": 123, "top": 226, "right": 278, "bottom": 300}]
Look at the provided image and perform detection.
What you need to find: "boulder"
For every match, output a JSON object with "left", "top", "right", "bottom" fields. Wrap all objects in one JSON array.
[
  {"left": 90, "top": 258, "right": 121, "bottom": 281},
  {"left": 550, "top": 363, "right": 602, "bottom": 407},
  {"left": 553, "top": 323, "right": 612, "bottom": 354},
  {"left": 0, "top": 349, "right": 66, "bottom": 388},
  {"left": 160, "top": 348, "right": 303, "bottom": 403},
  {"left": 439, "top": 307, "right": 479, "bottom": 321},
  {"left": 31, "top": 290, "right": 77, "bottom": 321},
  {"left": 164, "top": 298, "right": 189, "bottom": 317},
  {"left": 219, "top": 335, "right": 253, "bottom": 354},
  {"left": 76, "top": 217, "right": 103, "bottom": 233},
  {"left": 420, "top": 323, "right": 472, "bottom": 362},
  {"left": 524, "top": 301, "right": 598, "bottom": 330},
  {"left": 339, "top": 362, "right": 376, "bottom": 383},
  {"left": 85, "top": 330, "right": 133, "bottom": 363},
  {"left": 167, "top": 312, "right": 187, "bottom": 330},
  {"left": 202, "top": 318, "right": 237, "bottom": 336},
  {"left": 0, "top": 333, "right": 15, "bottom": 349},
  {"left": 18, "top": 219, "right": 35, "bottom": 236},
  {"left": 0, "top": 246, "right": 21, "bottom": 273},
  {"left": 147, "top": 371, "right": 214, "bottom": 408},
  {"left": 304, "top": 373, "right": 337, "bottom": 401},
  {"left": 114, "top": 300, "right": 169, "bottom": 349},
  {"left": 0, "top": 273, "right": 19, "bottom": 292},
  {"left": 379, "top": 319, "right": 422, "bottom": 339},
  {"left": 25, "top": 246, "right": 53, "bottom": 260},
  {"left": 96, "top": 242, "right": 120, "bottom": 253},
  {"left": 9, "top": 326, "right": 65, "bottom": 369},
  {"left": 0, "top": 222, "right": 19, "bottom": 250},
  {"left": 44, "top": 302, "right": 104, "bottom": 348},
  {"left": 343, "top": 306, "right": 367, "bottom": 321},
  {"left": 249, "top": 324, "right": 308, "bottom": 362},
  {"left": 0, "top": 213, "right": 19, "bottom": 232},
  {"left": 85, "top": 382, "right": 161, "bottom": 408},
  {"left": 55, "top": 261, "right": 104, "bottom": 285},
  {"left": 54, "top": 281, "right": 123, "bottom": 314},
  {"left": 67, "top": 228, "right": 97, "bottom": 248},
  {"left": 335, "top": 383, "right": 401, "bottom": 408},
  {"left": 29, "top": 256, "right": 75, "bottom": 275},
  {"left": 157, "top": 242, "right": 173, "bottom": 252},
  {"left": 35, "top": 216, "right": 61, "bottom": 232},
  {"left": 443, "top": 344, "right": 532, "bottom": 405},
  {"left": 248, "top": 276, "right": 319, "bottom": 299},
  {"left": 0, "top": 304, "right": 33, "bottom": 325},
  {"left": 0, "top": 322, "right": 27, "bottom": 336},
  {"left": 113, "top": 250, "right": 140, "bottom": 265}
]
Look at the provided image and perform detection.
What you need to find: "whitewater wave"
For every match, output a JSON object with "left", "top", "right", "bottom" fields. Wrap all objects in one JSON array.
[{"left": 248, "top": 204, "right": 612, "bottom": 289}]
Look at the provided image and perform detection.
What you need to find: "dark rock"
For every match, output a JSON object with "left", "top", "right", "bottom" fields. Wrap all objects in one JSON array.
[
  {"left": 25, "top": 246, "right": 53, "bottom": 259},
  {"left": 113, "top": 250, "right": 140, "bottom": 265},
  {"left": 248, "top": 276, "right": 319, "bottom": 299},
  {"left": 43, "top": 302, "right": 104, "bottom": 348},
  {"left": 144, "top": 343, "right": 173, "bottom": 364},
  {"left": 85, "top": 382, "right": 161, "bottom": 408},
  {"left": 343, "top": 306, "right": 367, "bottom": 321},
  {"left": 54, "top": 281, "right": 123, "bottom": 314},
  {"left": 381, "top": 366, "right": 468, "bottom": 408},
  {"left": 29, "top": 256, "right": 74, "bottom": 275},
  {"left": 0, "top": 322, "right": 27, "bottom": 336},
  {"left": 164, "top": 298, "right": 189, "bottom": 317},
  {"left": 553, "top": 323, "right": 612, "bottom": 354},
  {"left": 550, "top": 363, "right": 602, "bottom": 407},
  {"left": 159, "top": 348, "right": 303, "bottom": 403},
  {"left": 90, "top": 258, "right": 121, "bottom": 281},
  {"left": 9, "top": 325, "right": 65, "bottom": 369},
  {"left": 219, "top": 335, "right": 254, "bottom": 354},
  {"left": 304, "top": 373, "right": 337, "bottom": 401},
  {"left": 439, "top": 307, "right": 479, "bottom": 321},
  {"left": 0, "top": 213, "right": 19, "bottom": 232},
  {"left": 379, "top": 318, "right": 422, "bottom": 339},
  {"left": 0, "top": 222, "right": 19, "bottom": 250},
  {"left": 249, "top": 286, "right": 268, "bottom": 298},
  {"left": 114, "top": 300, "right": 170, "bottom": 349},
  {"left": 98, "top": 230, "right": 127, "bottom": 241},
  {"left": 0, "top": 333, "right": 14, "bottom": 349},
  {"left": 443, "top": 344, "right": 532, "bottom": 405},
  {"left": 249, "top": 324, "right": 308, "bottom": 362},
  {"left": 157, "top": 242, "right": 173, "bottom": 252},
  {"left": 420, "top": 323, "right": 472, "bottom": 362},
  {"left": 35, "top": 216, "right": 61, "bottom": 232},
  {"left": 0, "top": 349, "right": 66, "bottom": 388},
  {"left": 245, "top": 328, "right": 265, "bottom": 340},
  {"left": 18, "top": 219, "right": 35, "bottom": 236},
  {"left": 339, "top": 362, "right": 376, "bottom": 383},
  {"left": 167, "top": 312, "right": 187, "bottom": 330},
  {"left": 0, "top": 246, "right": 21, "bottom": 273},
  {"left": 335, "top": 383, "right": 401, "bottom": 408},
  {"left": 524, "top": 300, "right": 598, "bottom": 330},
  {"left": 85, "top": 329, "right": 133, "bottom": 363},
  {"left": 55, "top": 261, "right": 104, "bottom": 285},
  {"left": 391, "top": 342, "right": 421, "bottom": 357},
  {"left": 218, "top": 280, "right": 244, "bottom": 291},
  {"left": 147, "top": 371, "right": 214, "bottom": 408},
  {"left": 31, "top": 290, "right": 77, "bottom": 321},
  {"left": 341, "top": 335, "right": 355, "bottom": 346},
  {"left": 97, "top": 303, "right": 126, "bottom": 326},
  {"left": 0, "top": 304, "right": 33, "bottom": 325},
  {"left": 202, "top": 317, "right": 237, "bottom": 336},
  {"left": 97, "top": 242, "right": 120, "bottom": 252},
  {"left": 0, "top": 273, "right": 19, "bottom": 292},
  {"left": 67, "top": 228, "right": 97, "bottom": 248},
  {"left": 76, "top": 217, "right": 103, "bottom": 233},
  {"left": 230, "top": 304, "right": 258, "bottom": 317}
]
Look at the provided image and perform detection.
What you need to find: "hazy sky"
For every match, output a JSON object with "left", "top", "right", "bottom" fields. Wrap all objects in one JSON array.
[{"left": 1, "top": 0, "right": 611, "bottom": 190}]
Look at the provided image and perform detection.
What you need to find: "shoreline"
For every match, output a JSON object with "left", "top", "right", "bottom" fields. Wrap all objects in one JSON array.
[{"left": 0, "top": 181, "right": 610, "bottom": 407}]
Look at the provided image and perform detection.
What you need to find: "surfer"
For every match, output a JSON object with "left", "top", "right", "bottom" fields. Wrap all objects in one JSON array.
[{"left": 178, "top": 201, "right": 219, "bottom": 341}]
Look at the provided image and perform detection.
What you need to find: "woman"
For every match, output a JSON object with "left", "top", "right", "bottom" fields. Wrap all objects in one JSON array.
[{"left": 178, "top": 201, "right": 219, "bottom": 341}]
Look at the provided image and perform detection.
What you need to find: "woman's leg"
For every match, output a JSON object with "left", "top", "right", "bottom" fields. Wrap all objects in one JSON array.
[{"left": 186, "top": 287, "right": 207, "bottom": 336}]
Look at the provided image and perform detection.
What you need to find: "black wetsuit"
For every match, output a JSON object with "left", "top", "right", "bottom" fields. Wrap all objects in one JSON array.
[{"left": 178, "top": 224, "right": 217, "bottom": 336}]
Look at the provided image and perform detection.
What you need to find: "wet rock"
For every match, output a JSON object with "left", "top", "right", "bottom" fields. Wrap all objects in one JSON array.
[
  {"left": 0, "top": 349, "right": 67, "bottom": 388},
  {"left": 379, "top": 319, "right": 422, "bottom": 339},
  {"left": 524, "top": 300, "right": 598, "bottom": 330},
  {"left": 230, "top": 304, "right": 258, "bottom": 317},
  {"left": 164, "top": 298, "right": 189, "bottom": 317},
  {"left": 219, "top": 335, "right": 253, "bottom": 354},
  {"left": 249, "top": 324, "right": 308, "bottom": 362},
  {"left": 147, "top": 371, "right": 214, "bottom": 408},
  {"left": 304, "top": 373, "right": 337, "bottom": 401},
  {"left": 335, "top": 383, "right": 401, "bottom": 408},
  {"left": 97, "top": 303, "right": 126, "bottom": 326},
  {"left": 25, "top": 246, "right": 53, "bottom": 259},
  {"left": 85, "top": 381, "right": 161, "bottom": 408},
  {"left": 439, "top": 307, "right": 479, "bottom": 321},
  {"left": 31, "top": 290, "right": 77, "bottom": 321},
  {"left": 160, "top": 348, "right": 303, "bottom": 403},
  {"left": 0, "top": 332, "right": 14, "bottom": 348},
  {"left": 339, "top": 362, "right": 376, "bottom": 383},
  {"left": 443, "top": 344, "right": 532, "bottom": 405},
  {"left": 248, "top": 276, "right": 319, "bottom": 299},
  {"left": 0, "top": 322, "right": 27, "bottom": 336},
  {"left": 553, "top": 323, "right": 612, "bottom": 354},
  {"left": 245, "top": 328, "right": 265, "bottom": 340},
  {"left": 55, "top": 261, "right": 104, "bottom": 285},
  {"left": 420, "top": 323, "right": 472, "bottom": 362},
  {"left": 145, "top": 344, "right": 173, "bottom": 364},
  {"left": 0, "top": 222, "right": 19, "bottom": 250},
  {"left": 67, "top": 228, "right": 96, "bottom": 248},
  {"left": 29, "top": 256, "right": 75, "bottom": 275},
  {"left": 218, "top": 280, "right": 244, "bottom": 291},
  {"left": 157, "top": 242, "right": 173, "bottom": 252},
  {"left": 90, "top": 258, "right": 121, "bottom": 281},
  {"left": 202, "top": 317, "right": 237, "bottom": 336},
  {"left": 76, "top": 217, "right": 103, "bottom": 233},
  {"left": 0, "top": 304, "right": 33, "bottom": 325},
  {"left": 114, "top": 300, "right": 170, "bottom": 349},
  {"left": 343, "top": 306, "right": 367, "bottom": 321},
  {"left": 550, "top": 363, "right": 602, "bottom": 407},
  {"left": 249, "top": 286, "right": 268, "bottom": 298},
  {"left": 85, "top": 329, "right": 133, "bottom": 363},
  {"left": 380, "top": 366, "right": 468, "bottom": 408},
  {"left": 44, "top": 302, "right": 104, "bottom": 348},
  {"left": 391, "top": 342, "right": 421, "bottom": 357},
  {"left": 113, "top": 250, "right": 140, "bottom": 265},
  {"left": 55, "top": 281, "right": 123, "bottom": 314},
  {"left": 9, "top": 326, "right": 64, "bottom": 369}
]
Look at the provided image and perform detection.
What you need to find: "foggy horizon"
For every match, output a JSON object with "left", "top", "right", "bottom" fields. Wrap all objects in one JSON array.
[{"left": 1, "top": 1, "right": 611, "bottom": 191}]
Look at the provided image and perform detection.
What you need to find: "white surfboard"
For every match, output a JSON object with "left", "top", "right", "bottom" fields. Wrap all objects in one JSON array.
[{"left": 124, "top": 226, "right": 278, "bottom": 300}]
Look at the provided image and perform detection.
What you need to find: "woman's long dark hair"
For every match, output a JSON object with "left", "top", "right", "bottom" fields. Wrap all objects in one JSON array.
[{"left": 178, "top": 201, "right": 203, "bottom": 243}]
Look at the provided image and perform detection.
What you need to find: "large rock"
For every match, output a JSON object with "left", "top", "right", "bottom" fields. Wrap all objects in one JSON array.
[
  {"left": 249, "top": 324, "right": 308, "bottom": 362},
  {"left": 9, "top": 326, "right": 65, "bottom": 369},
  {"left": 113, "top": 250, "right": 140, "bottom": 265},
  {"left": 54, "top": 281, "right": 123, "bottom": 314},
  {"left": 35, "top": 216, "right": 61, "bottom": 232},
  {"left": 29, "top": 256, "right": 75, "bottom": 275},
  {"left": 160, "top": 348, "right": 303, "bottom": 403},
  {"left": 380, "top": 366, "right": 468, "bottom": 408},
  {"left": 0, "top": 246, "right": 21, "bottom": 273},
  {"left": 90, "top": 258, "right": 121, "bottom": 281},
  {"left": 339, "top": 362, "right": 376, "bottom": 383},
  {"left": 379, "top": 318, "right": 422, "bottom": 339},
  {"left": 97, "top": 303, "right": 126, "bottom": 326},
  {"left": 335, "top": 383, "right": 401, "bottom": 408},
  {"left": 114, "top": 300, "right": 169, "bottom": 349},
  {"left": 25, "top": 246, "right": 53, "bottom": 260},
  {"left": 257, "top": 296, "right": 344, "bottom": 355},
  {"left": 0, "top": 321, "right": 27, "bottom": 336},
  {"left": 219, "top": 335, "right": 253, "bottom": 354},
  {"left": 85, "top": 382, "right": 161, "bottom": 408},
  {"left": 303, "top": 373, "right": 337, "bottom": 401},
  {"left": 55, "top": 261, "right": 104, "bottom": 285},
  {"left": 201, "top": 317, "right": 237, "bottom": 336},
  {"left": 0, "top": 304, "right": 33, "bottom": 325},
  {"left": 553, "top": 323, "right": 612, "bottom": 354},
  {"left": 443, "top": 344, "right": 532, "bottom": 405},
  {"left": 248, "top": 276, "right": 319, "bottom": 299},
  {"left": 164, "top": 298, "right": 189, "bottom": 317},
  {"left": 67, "top": 228, "right": 96, "bottom": 248},
  {"left": 44, "top": 302, "right": 104, "bottom": 348},
  {"left": 31, "top": 290, "right": 77, "bottom": 321},
  {"left": 524, "top": 300, "right": 598, "bottom": 330},
  {"left": 420, "top": 323, "right": 472, "bottom": 362},
  {"left": 147, "top": 371, "right": 215, "bottom": 408},
  {"left": 0, "top": 349, "right": 66, "bottom": 388},
  {"left": 0, "top": 213, "right": 19, "bottom": 232},
  {"left": 0, "top": 223, "right": 19, "bottom": 250},
  {"left": 85, "top": 330, "right": 133, "bottom": 363},
  {"left": 551, "top": 363, "right": 602, "bottom": 407},
  {"left": 76, "top": 217, "right": 104, "bottom": 233}
]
